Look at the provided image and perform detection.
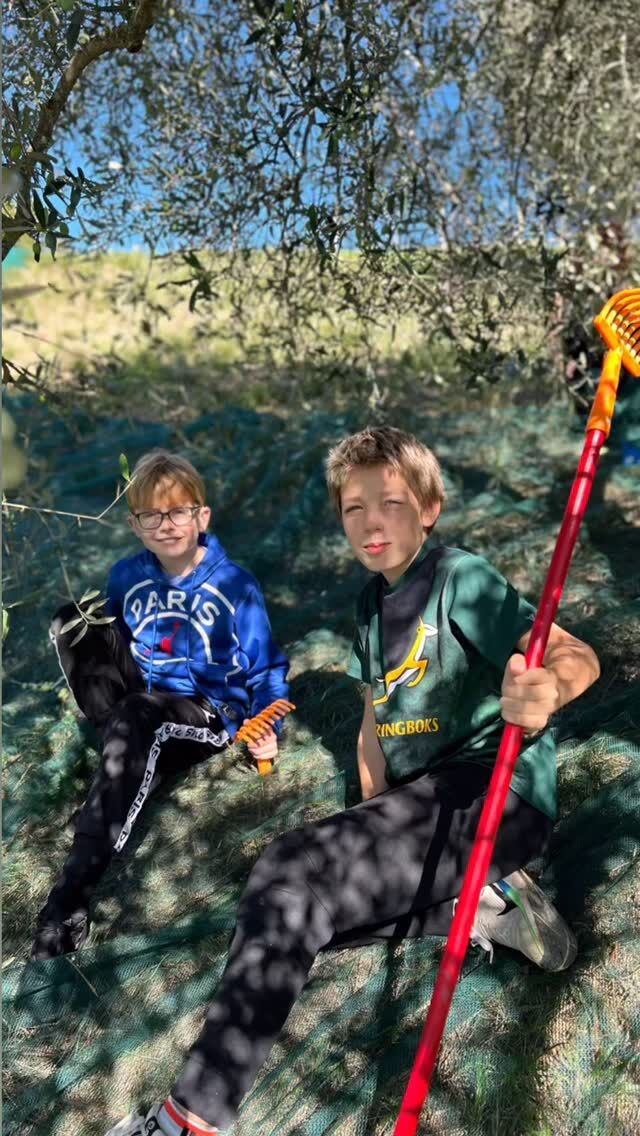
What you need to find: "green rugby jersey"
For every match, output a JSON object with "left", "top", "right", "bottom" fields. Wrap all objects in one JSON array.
[{"left": 347, "top": 542, "right": 557, "bottom": 819}]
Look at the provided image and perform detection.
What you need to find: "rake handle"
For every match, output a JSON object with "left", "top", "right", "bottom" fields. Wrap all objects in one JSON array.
[
  {"left": 394, "top": 420, "right": 611, "bottom": 1135},
  {"left": 587, "top": 348, "right": 623, "bottom": 437}
]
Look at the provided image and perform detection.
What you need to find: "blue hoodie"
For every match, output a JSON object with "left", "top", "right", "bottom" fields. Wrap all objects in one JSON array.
[{"left": 107, "top": 534, "right": 289, "bottom": 739}]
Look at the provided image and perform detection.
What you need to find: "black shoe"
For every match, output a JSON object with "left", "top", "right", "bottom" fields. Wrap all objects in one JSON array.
[{"left": 30, "top": 906, "right": 91, "bottom": 960}]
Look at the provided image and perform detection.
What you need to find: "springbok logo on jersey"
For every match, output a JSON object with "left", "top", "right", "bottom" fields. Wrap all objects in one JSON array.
[{"left": 373, "top": 618, "right": 438, "bottom": 706}]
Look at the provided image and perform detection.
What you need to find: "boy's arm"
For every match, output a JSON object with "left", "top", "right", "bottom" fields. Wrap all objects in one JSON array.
[
  {"left": 358, "top": 686, "right": 388, "bottom": 800},
  {"left": 237, "top": 584, "right": 289, "bottom": 717},
  {"left": 501, "top": 622, "right": 600, "bottom": 732},
  {"left": 234, "top": 585, "right": 288, "bottom": 767}
]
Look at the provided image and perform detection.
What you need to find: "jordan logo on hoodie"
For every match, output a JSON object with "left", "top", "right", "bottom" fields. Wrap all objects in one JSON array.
[
  {"left": 128, "top": 586, "right": 222, "bottom": 627},
  {"left": 106, "top": 532, "right": 289, "bottom": 708},
  {"left": 124, "top": 581, "right": 238, "bottom": 668},
  {"left": 159, "top": 620, "right": 182, "bottom": 655}
]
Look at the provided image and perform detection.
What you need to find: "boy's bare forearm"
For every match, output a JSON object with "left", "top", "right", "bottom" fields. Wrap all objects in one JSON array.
[
  {"left": 357, "top": 742, "right": 388, "bottom": 799},
  {"left": 357, "top": 686, "right": 389, "bottom": 799},
  {"left": 542, "top": 638, "right": 600, "bottom": 711},
  {"left": 513, "top": 623, "right": 601, "bottom": 725}
]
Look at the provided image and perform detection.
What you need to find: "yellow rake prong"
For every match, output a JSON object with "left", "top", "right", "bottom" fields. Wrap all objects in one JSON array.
[
  {"left": 593, "top": 289, "right": 640, "bottom": 378},
  {"left": 588, "top": 288, "right": 640, "bottom": 436}
]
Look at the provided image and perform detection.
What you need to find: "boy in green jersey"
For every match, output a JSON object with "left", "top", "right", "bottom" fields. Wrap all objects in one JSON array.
[
  {"left": 105, "top": 426, "right": 600, "bottom": 1136},
  {"left": 331, "top": 425, "right": 599, "bottom": 954}
]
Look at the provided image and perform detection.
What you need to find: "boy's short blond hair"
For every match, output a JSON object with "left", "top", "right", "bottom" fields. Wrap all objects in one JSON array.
[
  {"left": 126, "top": 450, "right": 206, "bottom": 511},
  {"left": 325, "top": 426, "right": 445, "bottom": 515}
]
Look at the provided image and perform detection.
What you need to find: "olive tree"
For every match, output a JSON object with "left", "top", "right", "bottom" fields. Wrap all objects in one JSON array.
[{"left": 3, "top": 0, "right": 638, "bottom": 389}]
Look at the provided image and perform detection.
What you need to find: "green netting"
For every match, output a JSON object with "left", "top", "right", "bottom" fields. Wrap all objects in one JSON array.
[{"left": 3, "top": 394, "right": 640, "bottom": 1136}]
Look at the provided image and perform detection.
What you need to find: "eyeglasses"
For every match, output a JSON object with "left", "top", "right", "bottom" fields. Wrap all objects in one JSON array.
[{"left": 133, "top": 505, "right": 202, "bottom": 531}]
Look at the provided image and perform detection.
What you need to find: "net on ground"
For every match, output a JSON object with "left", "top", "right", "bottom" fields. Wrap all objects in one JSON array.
[{"left": 3, "top": 395, "right": 639, "bottom": 1136}]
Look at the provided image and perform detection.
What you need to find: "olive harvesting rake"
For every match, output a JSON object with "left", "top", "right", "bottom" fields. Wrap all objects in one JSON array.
[
  {"left": 235, "top": 698, "right": 296, "bottom": 775},
  {"left": 394, "top": 288, "right": 640, "bottom": 1135}
]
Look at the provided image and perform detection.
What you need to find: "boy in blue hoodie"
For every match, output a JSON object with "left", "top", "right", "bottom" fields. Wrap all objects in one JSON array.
[{"left": 31, "top": 450, "right": 289, "bottom": 960}]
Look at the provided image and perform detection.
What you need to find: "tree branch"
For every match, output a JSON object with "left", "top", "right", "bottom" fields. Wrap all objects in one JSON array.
[{"left": 2, "top": 0, "right": 159, "bottom": 261}]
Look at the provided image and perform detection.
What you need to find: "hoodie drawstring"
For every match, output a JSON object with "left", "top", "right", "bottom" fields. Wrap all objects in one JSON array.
[{"left": 146, "top": 605, "right": 159, "bottom": 693}]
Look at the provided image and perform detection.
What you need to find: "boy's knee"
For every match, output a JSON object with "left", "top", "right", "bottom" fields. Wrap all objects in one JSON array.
[
  {"left": 107, "top": 691, "right": 155, "bottom": 722},
  {"left": 102, "top": 692, "right": 163, "bottom": 740},
  {"left": 241, "top": 828, "right": 335, "bottom": 947},
  {"left": 247, "top": 828, "right": 313, "bottom": 890}
]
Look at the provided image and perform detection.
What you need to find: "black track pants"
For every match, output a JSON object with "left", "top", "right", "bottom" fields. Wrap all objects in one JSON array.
[
  {"left": 44, "top": 604, "right": 229, "bottom": 914},
  {"left": 172, "top": 763, "right": 552, "bottom": 1128}
]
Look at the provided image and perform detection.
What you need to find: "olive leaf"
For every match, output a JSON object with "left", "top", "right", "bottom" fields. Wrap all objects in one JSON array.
[
  {"left": 69, "top": 622, "right": 89, "bottom": 648},
  {"left": 79, "top": 589, "right": 101, "bottom": 604},
  {"left": 83, "top": 600, "right": 106, "bottom": 616},
  {"left": 59, "top": 614, "right": 85, "bottom": 635}
]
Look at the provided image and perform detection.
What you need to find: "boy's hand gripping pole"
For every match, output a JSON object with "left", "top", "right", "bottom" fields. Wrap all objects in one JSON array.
[
  {"left": 394, "top": 288, "right": 640, "bottom": 1136},
  {"left": 235, "top": 699, "right": 295, "bottom": 775}
]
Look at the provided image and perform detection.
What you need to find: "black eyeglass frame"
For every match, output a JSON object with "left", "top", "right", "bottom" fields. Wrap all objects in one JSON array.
[{"left": 131, "top": 505, "right": 203, "bottom": 531}]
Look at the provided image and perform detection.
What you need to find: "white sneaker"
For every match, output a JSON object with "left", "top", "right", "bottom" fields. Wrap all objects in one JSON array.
[
  {"left": 105, "top": 1101, "right": 167, "bottom": 1135},
  {"left": 105, "top": 1097, "right": 218, "bottom": 1136},
  {"left": 469, "top": 869, "right": 577, "bottom": 971}
]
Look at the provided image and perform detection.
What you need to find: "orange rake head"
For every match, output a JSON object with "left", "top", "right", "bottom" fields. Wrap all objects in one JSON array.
[
  {"left": 594, "top": 288, "right": 640, "bottom": 377},
  {"left": 235, "top": 699, "right": 296, "bottom": 775},
  {"left": 587, "top": 288, "right": 640, "bottom": 438}
]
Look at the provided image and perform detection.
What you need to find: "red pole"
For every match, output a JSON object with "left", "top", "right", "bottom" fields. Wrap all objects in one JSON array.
[{"left": 393, "top": 428, "right": 606, "bottom": 1136}]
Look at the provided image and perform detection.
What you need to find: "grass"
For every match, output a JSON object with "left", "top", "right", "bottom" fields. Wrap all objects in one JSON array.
[{"left": 2, "top": 246, "right": 565, "bottom": 426}]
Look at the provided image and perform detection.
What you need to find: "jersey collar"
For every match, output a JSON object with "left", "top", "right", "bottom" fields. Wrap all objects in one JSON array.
[{"left": 382, "top": 537, "right": 433, "bottom": 595}]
